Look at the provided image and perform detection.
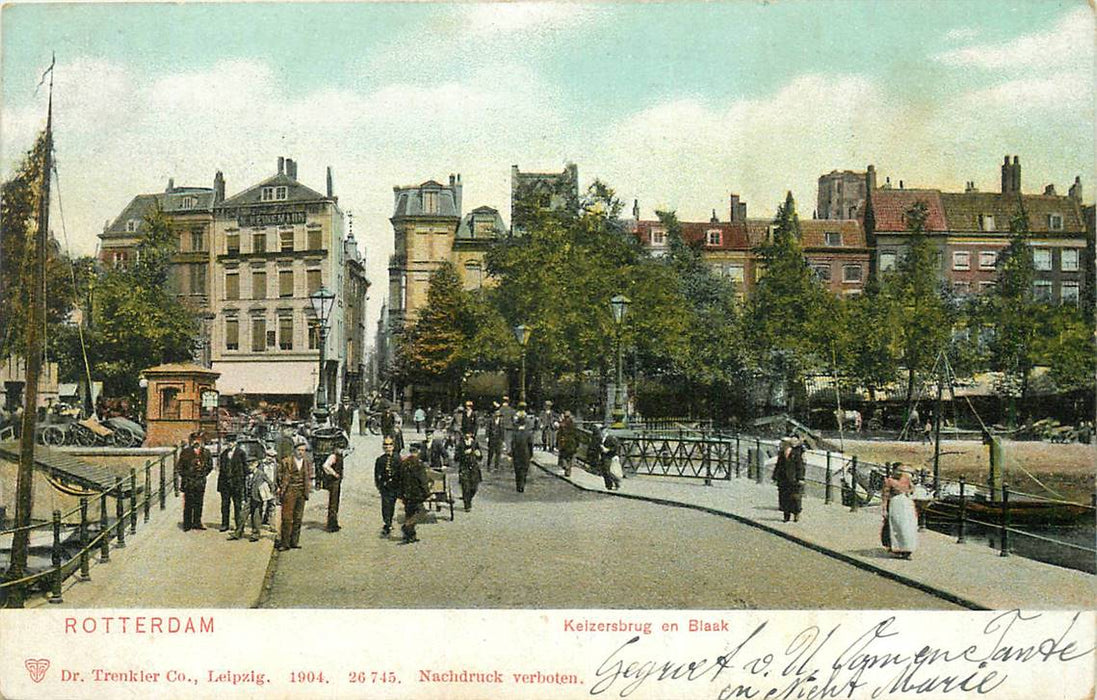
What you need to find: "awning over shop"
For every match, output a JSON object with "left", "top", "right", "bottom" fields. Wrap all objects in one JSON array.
[{"left": 212, "top": 361, "right": 317, "bottom": 396}]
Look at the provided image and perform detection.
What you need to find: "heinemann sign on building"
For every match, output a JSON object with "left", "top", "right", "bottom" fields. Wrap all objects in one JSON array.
[{"left": 236, "top": 206, "right": 308, "bottom": 227}]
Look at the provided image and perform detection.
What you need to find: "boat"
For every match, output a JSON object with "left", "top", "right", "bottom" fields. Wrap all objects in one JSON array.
[{"left": 925, "top": 496, "right": 1092, "bottom": 527}]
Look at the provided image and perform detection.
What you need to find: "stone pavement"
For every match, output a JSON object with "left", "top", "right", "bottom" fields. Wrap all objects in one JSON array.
[
  {"left": 532, "top": 450, "right": 1096, "bottom": 610},
  {"left": 28, "top": 474, "right": 274, "bottom": 608}
]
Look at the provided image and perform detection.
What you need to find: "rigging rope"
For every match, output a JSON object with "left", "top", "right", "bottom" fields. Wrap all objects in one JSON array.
[{"left": 51, "top": 162, "right": 95, "bottom": 414}]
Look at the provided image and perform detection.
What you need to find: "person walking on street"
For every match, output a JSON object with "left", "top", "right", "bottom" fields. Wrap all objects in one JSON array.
[
  {"left": 218, "top": 439, "right": 247, "bottom": 532},
  {"left": 374, "top": 436, "right": 401, "bottom": 537},
  {"left": 457, "top": 430, "right": 483, "bottom": 511},
  {"left": 178, "top": 432, "right": 213, "bottom": 531},
  {"left": 321, "top": 445, "right": 345, "bottom": 532},
  {"left": 773, "top": 435, "right": 806, "bottom": 522},
  {"left": 381, "top": 406, "right": 395, "bottom": 439},
  {"left": 413, "top": 406, "right": 426, "bottom": 434},
  {"left": 881, "top": 464, "right": 918, "bottom": 559},
  {"left": 231, "top": 458, "right": 272, "bottom": 542},
  {"left": 276, "top": 437, "right": 313, "bottom": 550},
  {"left": 499, "top": 396, "right": 515, "bottom": 455},
  {"left": 358, "top": 402, "right": 369, "bottom": 436},
  {"left": 540, "top": 401, "right": 557, "bottom": 453},
  {"left": 511, "top": 411, "right": 534, "bottom": 493},
  {"left": 460, "top": 400, "right": 478, "bottom": 437},
  {"left": 557, "top": 411, "right": 578, "bottom": 477},
  {"left": 392, "top": 410, "right": 405, "bottom": 454},
  {"left": 485, "top": 408, "right": 503, "bottom": 472},
  {"left": 399, "top": 450, "right": 431, "bottom": 544},
  {"left": 600, "top": 426, "right": 621, "bottom": 491}
]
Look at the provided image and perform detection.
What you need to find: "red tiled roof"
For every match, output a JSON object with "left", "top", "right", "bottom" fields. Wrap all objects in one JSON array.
[
  {"left": 800, "top": 220, "right": 866, "bottom": 248},
  {"left": 633, "top": 220, "right": 750, "bottom": 250},
  {"left": 868, "top": 188, "right": 948, "bottom": 232}
]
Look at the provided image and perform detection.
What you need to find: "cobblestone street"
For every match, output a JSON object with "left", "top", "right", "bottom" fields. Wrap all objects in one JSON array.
[{"left": 262, "top": 431, "right": 959, "bottom": 609}]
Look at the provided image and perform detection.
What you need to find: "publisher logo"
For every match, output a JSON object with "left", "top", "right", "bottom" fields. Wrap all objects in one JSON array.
[{"left": 25, "top": 658, "right": 50, "bottom": 683}]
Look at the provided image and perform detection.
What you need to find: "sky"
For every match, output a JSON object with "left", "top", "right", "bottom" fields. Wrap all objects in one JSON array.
[{"left": 2, "top": 1, "right": 1093, "bottom": 329}]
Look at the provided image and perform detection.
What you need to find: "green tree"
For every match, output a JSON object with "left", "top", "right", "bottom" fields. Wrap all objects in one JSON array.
[
  {"left": 842, "top": 277, "right": 900, "bottom": 403},
  {"left": 1033, "top": 305, "right": 1096, "bottom": 395},
  {"left": 745, "top": 192, "right": 834, "bottom": 413}
]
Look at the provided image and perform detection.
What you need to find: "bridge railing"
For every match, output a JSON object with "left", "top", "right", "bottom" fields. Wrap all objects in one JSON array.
[{"left": 0, "top": 448, "right": 177, "bottom": 608}]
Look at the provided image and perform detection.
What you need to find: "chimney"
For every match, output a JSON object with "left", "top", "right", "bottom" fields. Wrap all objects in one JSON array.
[
  {"left": 1044, "top": 184, "right": 1056, "bottom": 196},
  {"left": 167, "top": 178, "right": 174, "bottom": 193},
  {"left": 729, "top": 193, "right": 746, "bottom": 222},
  {"left": 214, "top": 171, "right": 225, "bottom": 203},
  {"left": 711, "top": 209, "right": 719, "bottom": 224},
  {"left": 1069, "top": 176, "right": 1082, "bottom": 202},
  {"left": 452, "top": 173, "right": 462, "bottom": 216},
  {"left": 899, "top": 180, "right": 904, "bottom": 189},
  {"left": 1012, "top": 156, "right": 1021, "bottom": 193},
  {"left": 286, "top": 159, "right": 297, "bottom": 180},
  {"left": 632, "top": 199, "right": 640, "bottom": 221},
  {"left": 278, "top": 156, "right": 285, "bottom": 175},
  {"left": 866, "top": 164, "right": 877, "bottom": 191},
  {"left": 965, "top": 181, "right": 978, "bottom": 193},
  {"left": 326, "top": 166, "right": 334, "bottom": 198},
  {"left": 884, "top": 177, "right": 892, "bottom": 189}
]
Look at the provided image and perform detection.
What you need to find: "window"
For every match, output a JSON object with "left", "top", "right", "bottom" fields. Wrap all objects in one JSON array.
[
  {"left": 191, "top": 230, "right": 205, "bottom": 252},
  {"left": 650, "top": 228, "right": 666, "bottom": 247},
  {"left": 180, "top": 195, "right": 198, "bottom": 210},
  {"left": 251, "top": 269, "right": 266, "bottom": 299},
  {"left": 266, "top": 330, "right": 276, "bottom": 348},
  {"left": 226, "top": 232, "right": 240, "bottom": 255},
  {"left": 952, "top": 281, "right": 970, "bottom": 295},
  {"left": 280, "top": 230, "right": 294, "bottom": 252},
  {"left": 1033, "top": 248, "right": 1052, "bottom": 271},
  {"left": 160, "top": 388, "right": 181, "bottom": 419},
  {"left": 253, "top": 232, "right": 267, "bottom": 254},
  {"left": 279, "top": 269, "right": 294, "bottom": 298},
  {"left": 842, "top": 264, "right": 863, "bottom": 283},
  {"left": 1061, "top": 281, "right": 1080, "bottom": 305},
  {"left": 1048, "top": 214, "right": 1063, "bottom": 231},
  {"left": 978, "top": 281, "right": 996, "bottom": 293},
  {"left": 307, "top": 229, "right": 322, "bottom": 251},
  {"left": 1061, "top": 249, "right": 1079, "bottom": 272},
  {"left": 225, "top": 318, "right": 239, "bottom": 351},
  {"left": 306, "top": 269, "right": 321, "bottom": 295},
  {"left": 126, "top": 219, "right": 138, "bottom": 233},
  {"left": 979, "top": 251, "right": 997, "bottom": 270},
  {"left": 225, "top": 272, "right": 239, "bottom": 300},
  {"left": 952, "top": 251, "right": 970, "bottom": 271},
  {"left": 727, "top": 265, "right": 745, "bottom": 283},
  {"left": 422, "top": 190, "right": 437, "bottom": 214},
  {"left": 1033, "top": 279, "right": 1052, "bottom": 302},
  {"left": 251, "top": 317, "right": 266, "bottom": 352},
  {"left": 261, "top": 186, "right": 288, "bottom": 202},
  {"left": 979, "top": 214, "right": 995, "bottom": 232},
  {"left": 189, "top": 264, "right": 207, "bottom": 295},
  {"left": 879, "top": 251, "right": 897, "bottom": 272},
  {"left": 706, "top": 229, "right": 722, "bottom": 246},
  {"left": 811, "top": 264, "right": 832, "bottom": 282},
  {"left": 307, "top": 320, "right": 320, "bottom": 350},
  {"left": 111, "top": 251, "right": 127, "bottom": 268},
  {"left": 278, "top": 316, "right": 293, "bottom": 350},
  {"left": 824, "top": 232, "right": 842, "bottom": 247}
]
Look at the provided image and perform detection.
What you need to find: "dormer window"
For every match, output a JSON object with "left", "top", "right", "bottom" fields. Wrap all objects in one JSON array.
[
  {"left": 180, "top": 195, "right": 198, "bottom": 210},
  {"left": 979, "top": 214, "right": 995, "bottom": 232},
  {"left": 706, "top": 229, "right": 722, "bottom": 246},
  {"left": 1048, "top": 213, "right": 1063, "bottom": 231},
  {"left": 650, "top": 227, "right": 666, "bottom": 247},
  {"left": 126, "top": 219, "right": 138, "bottom": 233},
  {"left": 261, "top": 186, "right": 288, "bottom": 202},
  {"left": 422, "top": 191, "right": 438, "bottom": 214},
  {"left": 824, "top": 232, "right": 842, "bottom": 246}
]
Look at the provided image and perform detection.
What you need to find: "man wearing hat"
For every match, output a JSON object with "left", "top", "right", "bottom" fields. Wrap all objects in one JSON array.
[
  {"left": 399, "top": 449, "right": 431, "bottom": 544},
  {"left": 276, "top": 436, "right": 313, "bottom": 550},
  {"left": 499, "top": 396, "right": 515, "bottom": 456},
  {"left": 773, "top": 435, "right": 806, "bottom": 523},
  {"left": 485, "top": 405, "right": 503, "bottom": 472},
  {"left": 374, "top": 436, "right": 401, "bottom": 536},
  {"left": 510, "top": 410, "right": 534, "bottom": 493},
  {"left": 457, "top": 429, "right": 483, "bottom": 511},
  {"left": 539, "top": 401, "right": 557, "bottom": 453},
  {"left": 460, "top": 400, "right": 478, "bottom": 438},
  {"left": 320, "top": 444, "right": 346, "bottom": 533},
  {"left": 218, "top": 438, "right": 247, "bottom": 533},
  {"left": 177, "top": 432, "right": 213, "bottom": 531}
]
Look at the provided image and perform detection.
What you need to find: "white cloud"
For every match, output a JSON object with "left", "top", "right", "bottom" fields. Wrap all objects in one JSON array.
[{"left": 933, "top": 7, "right": 1092, "bottom": 71}]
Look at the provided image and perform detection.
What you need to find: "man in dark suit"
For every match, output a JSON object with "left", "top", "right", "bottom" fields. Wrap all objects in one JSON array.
[
  {"left": 178, "top": 432, "right": 212, "bottom": 531},
  {"left": 374, "top": 436, "right": 401, "bottom": 537},
  {"left": 460, "top": 400, "right": 478, "bottom": 437},
  {"left": 485, "top": 408, "right": 503, "bottom": 472},
  {"left": 510, "top": 411, "right": 534, "bottom": 493},
  {"left": 399, "top": 451, "right": 431, "bottom": 544},
  {"left": 218, "top": 439, "right": 247, "bottom": 532},
  {"left": 457, "top": 430, "right": 483, "bottom": 511},
  {"left": 276, "top": 437, "right": 313, "bottom": 550}
]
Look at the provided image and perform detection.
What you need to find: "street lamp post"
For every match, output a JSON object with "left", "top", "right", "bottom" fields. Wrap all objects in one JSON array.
[
  {"left": 310, "top": 285, "right": 337, "bottom": 411},
  {"left": 610, "top": 294, "right": 631, "bottom": 428},
  {"left": 513, "top": 324, "right": 531, "bottom": 405}
]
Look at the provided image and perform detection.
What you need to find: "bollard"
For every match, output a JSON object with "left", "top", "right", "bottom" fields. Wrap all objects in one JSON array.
[
  {"left": 99, "top": 491, "right": 111, "bottom": 562},
  {"left": 956, "top": 476, "right": 967, "bottom": 544},
  {"left": 754, "top": 438, "right": 763, "bottom": 484},
  {"left": 129, "top": 468, "right": 137, "bottom": 535},
  {"left": 49, "top": 510, "right": 64, "bottom": 603},
  {"left": 159, "top": 455, "right": 166, "bottom": 510},
  {"left": 173, "top": 447, "right": 180, "bottom": 497},
  {"left": 115, "top": 477, "right": 126, "bottom": 549},
  {"left": 79, "top": 498, "right": 90, "bottom": 581},
  {"left": 144, "top": 463, "right": 151, "bottom": 523},
  {"left": 734, "top": 435, "right": 741, "bottom": 478},
  {"left": 850, "top": 457, "right": 859, "bottom": 512},
  {"left": 703, "top": 440, "right": 712, "bottom": 486},
  {"left": 999, "top": 483, "right": 1011, "bottom": 557},
  {"left": 824, "top": 453, "right": 832, "bottom": 505}
]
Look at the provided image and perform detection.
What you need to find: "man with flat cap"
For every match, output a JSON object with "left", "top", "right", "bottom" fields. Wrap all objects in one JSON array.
[
  {"left": 510, "top": 410, "right": 534, "bottom": 493},
  {"left": 374, "top": 435, "right": 401, "bottom": 536},
  {"left": 178, "top": 431, "right": 213, "bottom": 531},
  {"left": 277, "top": 436, "right": 313, "bottom": 549},
  {"left": 457, "top": 429, "right": 483, "bottom": 511}
]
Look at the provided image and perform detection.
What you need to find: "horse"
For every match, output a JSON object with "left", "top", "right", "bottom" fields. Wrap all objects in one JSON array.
[{"left": 835, "top": 409, "right": 862, "bottom": 432}]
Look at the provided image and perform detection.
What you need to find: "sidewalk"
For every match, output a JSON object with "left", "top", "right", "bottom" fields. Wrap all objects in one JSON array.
[
  {"left": 29, "top": 481, "right": 274, "bottom": 609},
  {"left": 533, "top": 450, "right": 1096, "bottom": 610}
]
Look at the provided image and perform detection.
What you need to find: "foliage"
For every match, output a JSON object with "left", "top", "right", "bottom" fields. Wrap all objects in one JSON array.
[{"left": 983, "top": 211, "right": 1039, "bottom": 403}]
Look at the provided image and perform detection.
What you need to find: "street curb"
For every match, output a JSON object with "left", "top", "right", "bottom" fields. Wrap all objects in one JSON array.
[{"left": 533, "top": 459, "right": 987, "bottom": 611}]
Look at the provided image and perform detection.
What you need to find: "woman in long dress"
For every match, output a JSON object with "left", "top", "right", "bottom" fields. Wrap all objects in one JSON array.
[{"left": 881, "top": 465, "right": 918, "bottom": 559}]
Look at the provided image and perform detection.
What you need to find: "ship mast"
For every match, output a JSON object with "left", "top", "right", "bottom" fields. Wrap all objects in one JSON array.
[{"left": 8, "top": 55, "right": 54, "bottom": 608}]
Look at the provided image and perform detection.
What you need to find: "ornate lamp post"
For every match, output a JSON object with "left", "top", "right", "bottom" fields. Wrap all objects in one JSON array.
[
  {"left": 513, "top": 324, "right": 531, "bottom": 405},
  {"left": 610, "top": 294, "right": 630, "bottom": 428},
  {"left": 309, "top": 285, "right": 337, "bottom": 410}
]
